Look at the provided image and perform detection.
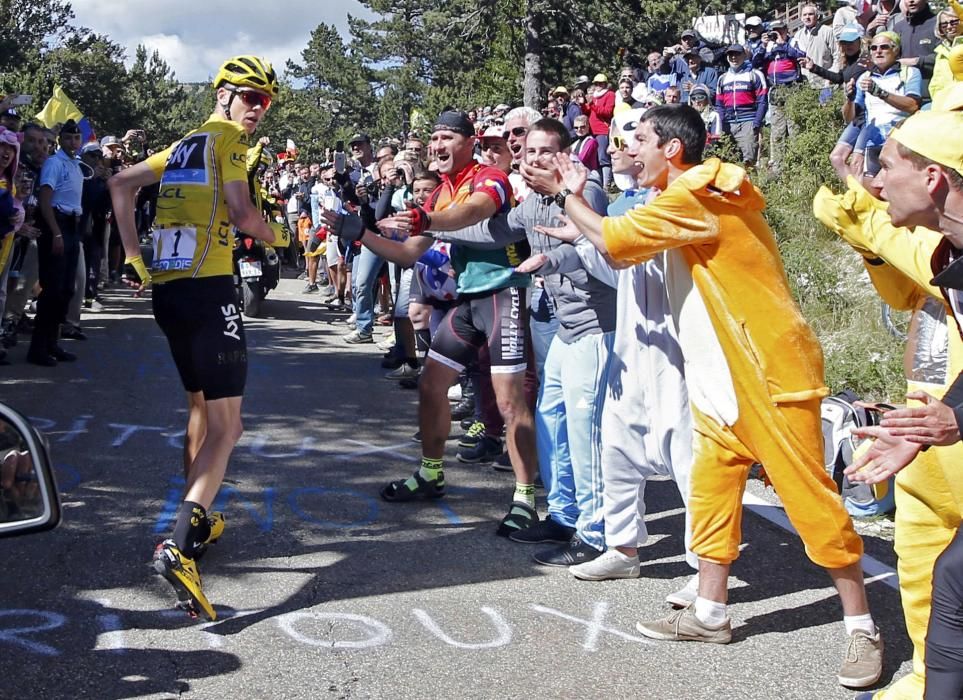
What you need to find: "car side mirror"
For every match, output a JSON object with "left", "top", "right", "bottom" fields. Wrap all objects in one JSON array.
[{"left": 0, "top": 403, "right": 61, "bottom": 538}]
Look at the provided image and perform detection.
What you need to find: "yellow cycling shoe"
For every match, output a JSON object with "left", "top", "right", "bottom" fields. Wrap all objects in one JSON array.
[
  {"left": 152, "top": 539, "right": 216, "bottom": 621},
  {"left": 193, "top": 512, "right": 225, "bottom": 561}
]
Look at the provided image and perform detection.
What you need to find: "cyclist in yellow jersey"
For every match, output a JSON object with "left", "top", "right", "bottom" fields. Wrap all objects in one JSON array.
[{"left": 108, "top": 55, "right": 287, "bottom": 621}]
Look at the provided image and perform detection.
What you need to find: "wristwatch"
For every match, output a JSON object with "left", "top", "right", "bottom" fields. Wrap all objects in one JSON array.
[{"left": 554, "top": 188, "right": 573, "bottom": 210}]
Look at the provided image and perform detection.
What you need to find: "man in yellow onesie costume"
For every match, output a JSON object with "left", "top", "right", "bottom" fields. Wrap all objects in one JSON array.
[
  {"left": 814, "top": 177, "right": 962, "bottom": 699},
  {"left": 541, "top": 104, "right": 880, "bottom": 689}
]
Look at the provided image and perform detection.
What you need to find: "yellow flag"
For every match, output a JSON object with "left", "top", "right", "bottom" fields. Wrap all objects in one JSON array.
[{"left": 35, "top": 86, "right": 84, "bottom": 128}]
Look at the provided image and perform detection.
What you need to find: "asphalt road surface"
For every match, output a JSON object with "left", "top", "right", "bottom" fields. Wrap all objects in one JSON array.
[{"left": 0, "top": 277, "right": 910, "bottom": 700}]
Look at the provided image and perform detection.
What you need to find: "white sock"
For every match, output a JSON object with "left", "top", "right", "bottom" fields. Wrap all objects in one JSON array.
[
  {"left": 693, "top": 596, "right": 728, "bottom": 627},
  {"left": 844, "top": 613, "right": 876, "bottom": 636}
]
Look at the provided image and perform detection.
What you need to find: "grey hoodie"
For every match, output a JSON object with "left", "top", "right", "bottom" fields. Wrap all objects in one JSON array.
[{"left": 434, "top": 180, "right": 615, "bottom": 343}]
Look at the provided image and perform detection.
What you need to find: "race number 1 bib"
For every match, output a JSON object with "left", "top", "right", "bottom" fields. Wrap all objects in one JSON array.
[{"left": 152, "top": 226, "right": 197, "bottom": 272}]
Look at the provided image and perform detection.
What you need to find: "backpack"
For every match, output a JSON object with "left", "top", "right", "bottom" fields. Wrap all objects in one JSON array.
[{"left": 821, "top": 390, "right": 896, "bottom": 517}]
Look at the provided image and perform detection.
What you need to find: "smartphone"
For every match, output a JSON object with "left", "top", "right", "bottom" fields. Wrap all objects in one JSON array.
[
  {"left": 335, "top": 140, "right": 344, "bottom": 152},
  {"left": 334, "top": 151, "right": 346, "bottom": 174},
  {"left": 10, "top": 95, "right": 32, "bottom": 106}
]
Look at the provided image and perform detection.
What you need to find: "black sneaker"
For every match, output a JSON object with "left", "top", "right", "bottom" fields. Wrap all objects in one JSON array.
[
  {"left": 399, "top": 376, "right": 419, "bottom": 390},
  {"left": 411, "top": 430, "right": 421, "bottom": 443},
  {"left": 508, "top": 515, "right": 576, "bottom": 544},
  {"left": 1, "top": 320, "right": 17, "bottom": 349},
  {"left": 492, "top": 451, "right": 513, "bottom": 472},
  {"left": 450, "top": 397, "right": 474, "bottom": 422},
  {"left": 533, "top": 535, "right": 604, "bottom": 567},
  {"left": 457, "top": 420, "right": 486, "bottom": 448},
  {"left": 457, "top": 436, "right": 503, "bottom": 464},
  {"left": 496, "top": 501, "right": 538, "bottom": 538},
  {"left": 459, "top": 416, "right": 475, "bottom": 431}
]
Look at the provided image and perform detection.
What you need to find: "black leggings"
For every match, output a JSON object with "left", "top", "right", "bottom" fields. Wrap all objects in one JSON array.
[{"left": 925, "top": 526, "right": 963, "bottom": 699}]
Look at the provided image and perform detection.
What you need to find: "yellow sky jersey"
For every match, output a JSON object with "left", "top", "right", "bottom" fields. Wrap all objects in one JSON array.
[{"left": 146, "top": 115, "right": 249, "bottom": 283}]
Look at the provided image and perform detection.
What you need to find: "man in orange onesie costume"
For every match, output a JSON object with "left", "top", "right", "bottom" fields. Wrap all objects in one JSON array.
[{"left": 538, "top": 104, "right": 880, "bottom": 689}]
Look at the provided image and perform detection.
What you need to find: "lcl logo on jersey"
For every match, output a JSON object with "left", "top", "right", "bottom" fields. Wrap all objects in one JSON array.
[{"left": 163, "top": 134, "right": 209, "bottom": 185}]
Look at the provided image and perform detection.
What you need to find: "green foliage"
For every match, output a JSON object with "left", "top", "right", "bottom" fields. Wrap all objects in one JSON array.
[{"left": 758, "top": 86, "right": 905, "bottom": 401}]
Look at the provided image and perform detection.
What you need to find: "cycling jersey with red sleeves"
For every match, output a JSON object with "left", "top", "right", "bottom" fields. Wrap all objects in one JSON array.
[
  {"left": 427, "top": 163, "right": 530, "bottom": 294},
  {"left": 144, "top": 114, "right": 249, "bottom": 284}
]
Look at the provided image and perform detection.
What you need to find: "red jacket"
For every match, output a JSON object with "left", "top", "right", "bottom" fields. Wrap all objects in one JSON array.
[{"left": 583, "top": 89, "right": 615, "bottom": 135}]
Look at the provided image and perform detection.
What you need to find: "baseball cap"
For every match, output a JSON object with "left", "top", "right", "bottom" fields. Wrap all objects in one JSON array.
[
  {"left": 479, "top": 125, "right": 506, "bottom": 141},
  {"left": 770, "top": 19, "right": 788, "bottom": 30},
  {"left": 433, "top": 110, "right": 475, "bottom": 137},
  {"left": 81, "top": 142, "right": 102, "bottom": 155},
  {"left": 552, "top": 86, "right": 569, "bottom": 96},
  {"left": 618, "top": 77, "right": 634, "bottom": 87},
  {"left": 681, "top": 29, "right": 697, "bottom": 38},
  {"left": 348, "top": 133, "right": 370, "bottom": 145},
  {"left": 689, "top": 84, "right": 711, "bottom": 100},
  {"left": 839, "top": 24, "right": 864, "bottom": 42},
  {"left": 575, "top": 75, "right": 590, "bottom": 85},
  {"left": 891, "top": 110, "right": 963, "bottom": 176},
  {"left": 494, "top": 103, "right": 510, "bottom": 112},
  {"left": 726, "top": 43, "right": 747, "bottom": 54},
  {"left": 0, "top": 108, "right": 20, "bottom": 120},
  {"left": 745, "top": 15, "right": 764, "bottom": 27},
  {"left": 593, "top": 73, "right": 609, "bottom": 83},
  {"left": 100, "top": 135, "right": 121, "bottom": 147}
]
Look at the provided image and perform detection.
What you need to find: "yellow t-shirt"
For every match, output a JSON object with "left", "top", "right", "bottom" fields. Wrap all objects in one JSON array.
[{"left": 146, "top": 115, "right": 249, "bottom": 283}]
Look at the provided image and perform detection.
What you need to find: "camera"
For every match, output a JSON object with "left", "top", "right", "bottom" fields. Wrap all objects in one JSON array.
[{"left": 768, "top": 31, "right": 779, "bottom": 40}]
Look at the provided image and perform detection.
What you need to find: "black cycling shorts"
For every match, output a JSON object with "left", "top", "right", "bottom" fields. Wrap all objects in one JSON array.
[
  {"left": 428, "top": 286, "right": 528, "bottom": 374},
  {"left": 152, "top": 276, "right": 247, "bottom": 400}
]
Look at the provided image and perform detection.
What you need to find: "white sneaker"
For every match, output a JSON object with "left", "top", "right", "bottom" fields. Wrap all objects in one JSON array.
[
  {"left": 665, "top": 572, "right": 700, "bottom": 608},
  {"left": 346, "top": 313, "right": 357, "bottom": 325},
  {"left": 447, "top": 384, "right": 462, "bottom": 401},
  {"left": 570, "top": 549, "right": 640, "bottom": 581}
]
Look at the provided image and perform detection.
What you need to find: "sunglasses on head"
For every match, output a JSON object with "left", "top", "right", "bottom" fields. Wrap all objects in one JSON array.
[
  {"left": 501, "top": 126, "right": 528, "bottom": 139},
  {"left": 869, "top": 43, "right": 894, "bottom": 51},
  {"left": 231, "top": 89, "right": 271, "bottom": 110}
]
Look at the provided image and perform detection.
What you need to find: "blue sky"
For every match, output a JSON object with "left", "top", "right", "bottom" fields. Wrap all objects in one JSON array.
[{"left": 71, "top": 0, "right": 372, "bottom": 82}]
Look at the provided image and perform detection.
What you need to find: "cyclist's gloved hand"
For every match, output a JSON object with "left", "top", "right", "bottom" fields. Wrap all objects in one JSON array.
[
  {"left": 334, "top": 211, "right": 366, "bottom": 244},
  {"left": 405, "top": 201, "right": 433, "bottom": 236},
  {"left": 124, "top": 255, "right": 152, "bottom": 291}
]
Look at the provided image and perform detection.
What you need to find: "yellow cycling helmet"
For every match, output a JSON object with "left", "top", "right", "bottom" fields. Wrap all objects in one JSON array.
[{"left": 214, "top": 55, "right": 278, "bottom": 97}]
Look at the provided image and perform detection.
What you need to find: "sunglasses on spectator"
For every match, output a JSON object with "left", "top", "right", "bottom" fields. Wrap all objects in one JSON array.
[
  {"left": 574, "top": 123, "right": 588, "bottom": 129},
  {"left": 501, "top": 126, "right": 528, "bottom": 139},
  {"left": 940, "top": 19, "right": 960, "bottom": 27},
  {"left": 643, "top": 101, "right": 659, "bottom": 107},
  {"left": 611, "top": 135, "right": 627, "bottom": 150},
  {"left": 869, "top": 43, "right": 895, "bottom": 51},
  {"left": 230, "top": 89, "right": 272, "bottom": 110}
]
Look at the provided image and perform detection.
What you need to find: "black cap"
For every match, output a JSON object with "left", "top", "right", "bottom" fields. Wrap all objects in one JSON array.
[
  {"left": 432, "top": 110, "right": 475, "bottom": 137},
  {"left": 348, "top": 133, "right": 370, "bottom": 145},
  {"left": 681, "top": 29, "right": 697, "bottom": 38},
  {"left": 60, "top": 119, "right": 81, "bottom": 135},
  {"left": 0, "top": 108, "right": 20, "bottom": 120},
  {"left": 726, "top": 43, "right": 746, "bottom": 54}
]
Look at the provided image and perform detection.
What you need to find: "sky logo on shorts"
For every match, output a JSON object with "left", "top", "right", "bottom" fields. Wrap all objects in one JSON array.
[
  {"left": 221, "top": 303, "right": 241, "bottom": 340},
  {"left": 163, "top": 133, "right": 209, "bottom": 185}
]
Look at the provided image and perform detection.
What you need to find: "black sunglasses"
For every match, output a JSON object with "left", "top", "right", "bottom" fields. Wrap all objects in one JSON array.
[{"left": 501, "top": 126, "right": 528, "bottom": 139}]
